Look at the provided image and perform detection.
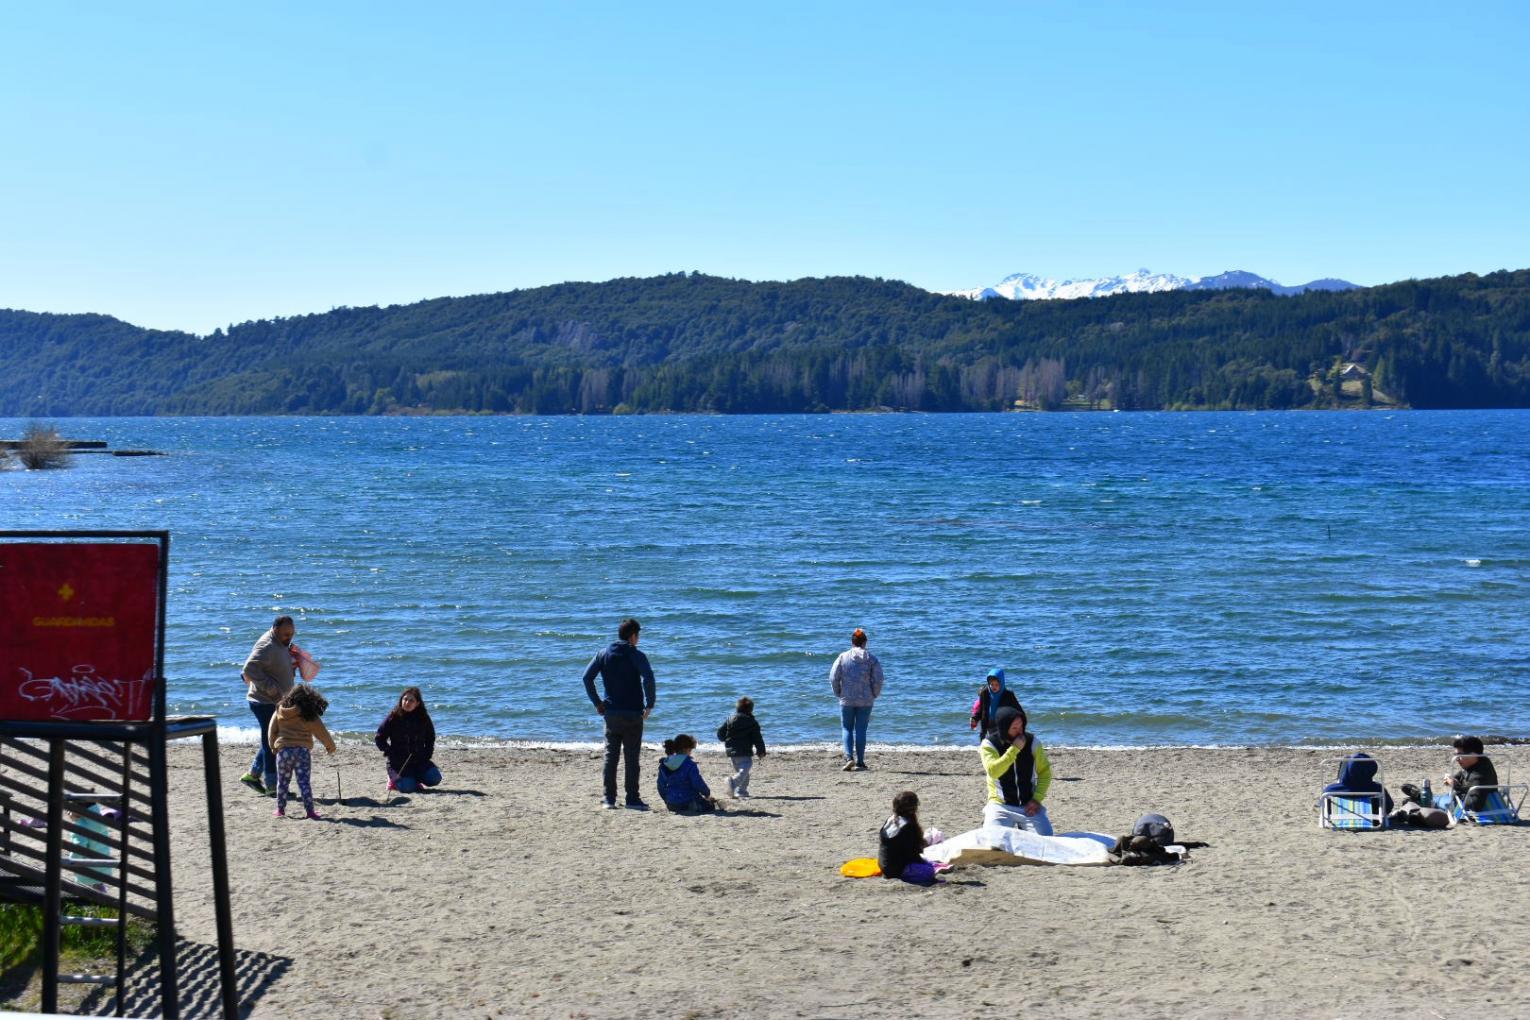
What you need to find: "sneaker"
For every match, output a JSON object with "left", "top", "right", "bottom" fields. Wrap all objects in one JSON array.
[
  {"left": 305, "top": 810, "right": 322, "bottom": 820},
  {"left": 737, "top": 791, "right": 751, "bottom": 800},
  {"left": 841, "top": 759, "right": 857, "bottom": 772},
  {"left": 601, "top": 797, "right": 618, "bottom": 810},
  {"left": 1401, "top": 783, "right": 1422, "bottom": 803},
  {"left": 239, "top": 773, "right": 265, "bottom": 793},
  {"left": 625, "top": 798, "right": 650, "bottom": 811},
  {"left": 855, "top": 762, "right": 868, "bottom": 771},
  {"left": 273, "top": 809, "right": 284, "bottom": 818}
]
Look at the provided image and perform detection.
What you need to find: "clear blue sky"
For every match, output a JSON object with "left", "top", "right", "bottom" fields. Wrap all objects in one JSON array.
[{"left": 2, "top": 2, "right": 1526, "bottom": 334}]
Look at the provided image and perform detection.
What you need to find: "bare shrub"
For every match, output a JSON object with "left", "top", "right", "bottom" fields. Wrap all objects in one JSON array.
[{"left": 19, "top": 422, "right": 72, "bottom": 470}]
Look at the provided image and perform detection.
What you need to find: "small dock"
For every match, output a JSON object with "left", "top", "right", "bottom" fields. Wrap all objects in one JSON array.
[{"left": 0, "top": 439, "right": 164, "bottom": 457}]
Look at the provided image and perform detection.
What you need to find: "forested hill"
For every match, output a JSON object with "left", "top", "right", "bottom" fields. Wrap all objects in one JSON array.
[{"left": 2, "top": 269, "right": 1528, "bottom": 416}]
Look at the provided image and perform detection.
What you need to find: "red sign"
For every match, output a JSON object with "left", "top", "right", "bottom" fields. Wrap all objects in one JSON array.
[{"left": 0, "top": 543, "right": 160, "bottom": 721}]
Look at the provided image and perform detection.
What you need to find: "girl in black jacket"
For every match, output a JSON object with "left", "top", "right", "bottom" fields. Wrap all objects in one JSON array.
[
  {"left": 376, "top": 686, "right": 442, "bottom": 792},
  {"left": 878, "top": 791, "right": 945, "bottom": 885}
]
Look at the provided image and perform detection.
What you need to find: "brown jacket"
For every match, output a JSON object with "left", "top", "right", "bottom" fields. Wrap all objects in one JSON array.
[{"left": 268, "top": 704, "right": 336, "bottom": 754}]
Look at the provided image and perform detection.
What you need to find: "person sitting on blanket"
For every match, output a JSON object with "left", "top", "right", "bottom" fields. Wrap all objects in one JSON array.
[
  {"left": 1322, "top": 752, "right": 1394, "bottom": 815},
  {"left": 980, "top": 705, "right": 1053, "bottom": 836},
  {"left": 878, "top": 791, "right": 949, "bottom": 885},
  {"left": 1442, "top": 734, "right": 1499, "bottom": 813}
]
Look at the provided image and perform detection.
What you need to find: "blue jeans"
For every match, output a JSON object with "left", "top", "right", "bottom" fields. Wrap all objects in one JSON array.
[
  {"left": 840, "top": 705, "right": 872, "bottom": 764},
  {"left": 394, "top": 765, "right": 442, "bottom": 793},
  {"left": 248, "top": 701, "right": 278, "bottom": 786}
]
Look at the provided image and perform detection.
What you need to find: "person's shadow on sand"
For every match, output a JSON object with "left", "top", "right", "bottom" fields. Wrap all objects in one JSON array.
[
  {"left": 325, "top": 794, "right": 393, "bottom": 808},
  {"left": 326, "top": 815, "right": 411, "bottom": 830},
  {"left": 713, "top": 807, "right": 781, "bottom": 818}
]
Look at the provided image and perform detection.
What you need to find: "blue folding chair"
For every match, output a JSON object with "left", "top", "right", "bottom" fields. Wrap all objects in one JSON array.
[
  {"left": 1452, "top": 757, "right": 1526, "bottom": 825},
  {"left": 1319, "top": 755, "right": 1388, "bottom": 831}
]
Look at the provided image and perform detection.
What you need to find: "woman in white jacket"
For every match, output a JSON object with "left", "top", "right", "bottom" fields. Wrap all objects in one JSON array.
[{"left": 829, "top": 627, "right": 884, "bottom": 771}]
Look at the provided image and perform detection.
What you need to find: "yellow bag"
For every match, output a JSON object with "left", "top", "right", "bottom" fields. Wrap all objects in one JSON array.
[{"left": 840, "top": 857, "right": 881, "bottom": 878}]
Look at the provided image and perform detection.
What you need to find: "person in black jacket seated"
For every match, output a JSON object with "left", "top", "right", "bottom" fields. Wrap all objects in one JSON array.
[
  {"left": 582, "top": 617, "right": 658, "bottom": 810},
  {"left": 878, "top": 791, "right": 940, "bottom": 885},
  {"left": 1443, "top": 734, "right": 1500, "bottom": 812},
  {"left": 376, "top": 686, "right": 441, "bottom": 792}
]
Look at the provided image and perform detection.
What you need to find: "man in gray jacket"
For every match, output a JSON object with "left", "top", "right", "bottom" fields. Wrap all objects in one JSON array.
[{"left": 238, "top": 615, "right": 298, "bottom": 793}]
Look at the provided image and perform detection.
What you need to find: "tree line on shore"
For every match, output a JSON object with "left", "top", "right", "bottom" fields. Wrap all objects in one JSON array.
[{"left": 1, "top": 268, "right": 1527, "bottom": 416}]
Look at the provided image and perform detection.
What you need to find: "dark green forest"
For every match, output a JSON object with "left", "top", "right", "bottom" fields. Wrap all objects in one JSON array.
[{"left": 2, "top": 269, "right": 1528, "bottom": 416}]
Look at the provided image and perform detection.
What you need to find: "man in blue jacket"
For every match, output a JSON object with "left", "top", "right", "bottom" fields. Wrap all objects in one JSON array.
[{"left": 582, "top": 618, "right": 657, "bottom": 810}]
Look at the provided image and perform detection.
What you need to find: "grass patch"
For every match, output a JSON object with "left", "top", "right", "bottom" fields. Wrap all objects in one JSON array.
[{"left": 0, "top": 901, "right": 156, "bottom": 1010}]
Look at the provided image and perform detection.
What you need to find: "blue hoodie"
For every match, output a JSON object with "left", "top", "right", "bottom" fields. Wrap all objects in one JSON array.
[
  {"left": 1323, "top": 753, "right": 1394, "bottom": 813},
  {"left": 582, "top": 640, "right": 656, "bottom": 714},
  {"left": 656, "top": 753, "right": 710, "bottom": 807}
]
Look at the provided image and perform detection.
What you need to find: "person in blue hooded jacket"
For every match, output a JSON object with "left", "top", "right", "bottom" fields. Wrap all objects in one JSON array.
[
  {"left": 583, "top": 617, "right": 657, "bottom": 810},
  {"left": 1322, "top": 752, "right": 1394, "bottom": 814},
  {"left": 656, "top": 735, "right": 717, "bottom": 813},
  {"left": 969, "top": 667, "right": 1021, "bottom": 740}
]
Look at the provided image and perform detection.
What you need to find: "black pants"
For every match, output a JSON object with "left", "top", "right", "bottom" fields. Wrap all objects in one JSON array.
[{"left": 603, "top": 710, "right": 645, "bottom": 801}]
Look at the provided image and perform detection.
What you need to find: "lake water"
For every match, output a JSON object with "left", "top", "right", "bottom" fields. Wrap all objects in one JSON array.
[{"left": 3, "top": 411, "right": 1527, "bottom": 748}]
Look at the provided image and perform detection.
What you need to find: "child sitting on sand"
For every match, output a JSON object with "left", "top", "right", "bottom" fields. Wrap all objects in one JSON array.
[
  {"left": 716, "top": 696, "right": 767, "bottom": 799},
  {"left": 268, "top": 684, "right": 336, "bottom": 819},
  {"left": 877, "top": 791, "right": 949, "bottom": 885},
  {"left": 656, "top": 735, "right": 717, "bottom": 814}
]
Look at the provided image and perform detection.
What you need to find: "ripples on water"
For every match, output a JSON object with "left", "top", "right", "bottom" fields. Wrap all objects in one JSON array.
[{"left": 4, "top": 411, "right": 1528, "bottom": 747}]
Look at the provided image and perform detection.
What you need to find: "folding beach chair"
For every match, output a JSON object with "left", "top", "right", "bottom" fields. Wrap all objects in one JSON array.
[
  {"left": 1319, "top": 755, "right": 1388, "bottom": 830},
  {"left": 1451, "top": 757, "right": 1527, "bottom": 825}
]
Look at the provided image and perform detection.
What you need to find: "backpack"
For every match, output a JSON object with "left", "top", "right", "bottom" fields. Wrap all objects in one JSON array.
[
  {"left": 1111, "top": 813, "right": 1205, "bottom": 866},
  {"left": 1132, "top": 813, "right": 1174, "bottom": 847}
]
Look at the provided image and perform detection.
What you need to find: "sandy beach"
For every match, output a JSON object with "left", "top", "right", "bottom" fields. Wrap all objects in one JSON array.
[{"left": 120, "top": 741, "right": 1530, "bottom": 1018}]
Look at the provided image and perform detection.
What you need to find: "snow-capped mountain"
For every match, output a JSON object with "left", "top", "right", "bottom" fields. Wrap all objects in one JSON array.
[{"left": 947, "top": 269, "right": 1358, "bottom": 301}]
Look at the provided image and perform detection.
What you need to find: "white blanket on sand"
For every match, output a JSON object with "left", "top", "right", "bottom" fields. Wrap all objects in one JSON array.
[{"left": 923, "top": 825, "right": 1117, "bottom": 867}]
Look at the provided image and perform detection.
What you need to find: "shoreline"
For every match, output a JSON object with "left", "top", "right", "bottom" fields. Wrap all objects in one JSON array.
[
  {"left": 201, "top": 726, "right": 1530, "bottom": 752},
  {"left": 137, "top": 741, "right": 1530, "bottom": 1018}
]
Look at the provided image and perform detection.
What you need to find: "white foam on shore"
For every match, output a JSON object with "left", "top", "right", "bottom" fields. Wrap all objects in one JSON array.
[{"left": 207, "top": 727, "right": 1464, "bottom": 753}]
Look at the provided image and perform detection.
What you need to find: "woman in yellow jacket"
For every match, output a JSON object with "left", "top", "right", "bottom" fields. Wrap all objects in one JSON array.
[{"left": 979, "top": 705, "right": 1053, "bottom": 835}]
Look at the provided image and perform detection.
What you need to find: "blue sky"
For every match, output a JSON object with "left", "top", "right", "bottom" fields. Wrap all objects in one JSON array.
[{"left": 2, "top": 2, "right": 1526, "bottom": 333}]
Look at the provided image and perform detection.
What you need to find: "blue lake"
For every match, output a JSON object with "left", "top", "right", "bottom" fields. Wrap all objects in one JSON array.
[{"left": 3, "top": 411, "right": 1527, "bottom": 747}]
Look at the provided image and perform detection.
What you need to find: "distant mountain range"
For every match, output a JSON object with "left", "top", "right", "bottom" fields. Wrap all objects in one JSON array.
[
  {"left": 946, "top": 269, "right": 1360, "bottom": 302},
  {"left": 1, "top": 268, "right": 1525, "bottom": 416}
]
